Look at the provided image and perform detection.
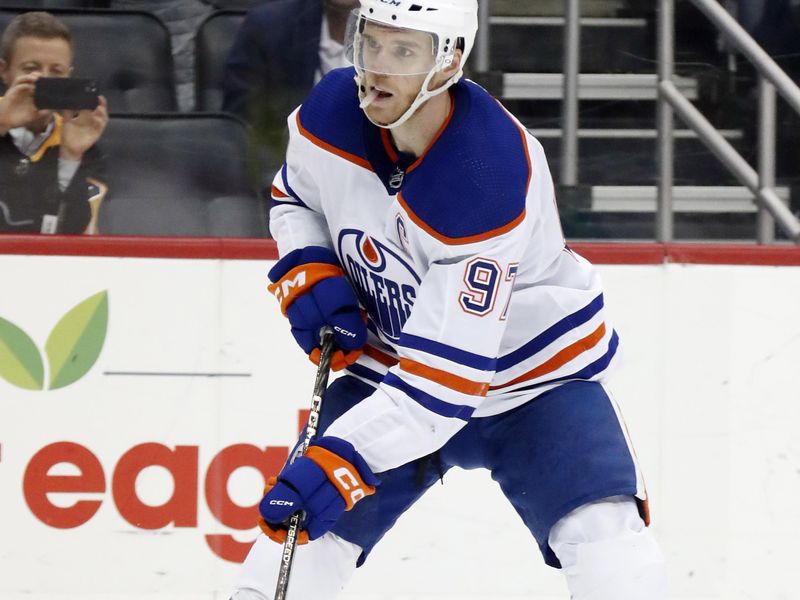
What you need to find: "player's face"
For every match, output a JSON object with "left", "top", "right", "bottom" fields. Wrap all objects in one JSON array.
[{"left": 359, "top": 23, "right": 438, "bottom": 126}]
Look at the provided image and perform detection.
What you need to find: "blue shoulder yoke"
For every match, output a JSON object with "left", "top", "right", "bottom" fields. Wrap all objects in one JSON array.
[
  {"left": 399, "top": 81, "right": 531, "bottom": 243},
  {"left": 297, "top": 67, "right": 369, "bottom": 165}
]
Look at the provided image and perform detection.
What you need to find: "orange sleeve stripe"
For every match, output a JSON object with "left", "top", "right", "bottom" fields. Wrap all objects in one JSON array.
[
  {"left": 296, "top": 112, "right": 373, "bottom": 172},
  {"left": 397, "top": 192, "right": 526, "bottom": 245},
  {"left": 491, "top": 322, "right": 607, "bottom": 390},
  {"left": 363, "top": 344, "right": 399, "bottom": 367},
  {"left": 305, "top": 446, "right": 376, "bottom": 510},
  {"left": 271, "top": 184, "right": 290, "bottom": 199},
  {"left": 267, "top": 263, "right": 344, "bottom": 315},
  {"left": 399, "top": 358, "right": 490, "bottom": 396}
]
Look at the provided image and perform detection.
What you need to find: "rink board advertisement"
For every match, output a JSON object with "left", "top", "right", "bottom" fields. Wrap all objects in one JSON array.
[{"left": 1, "top": 242, "right": 800, "bottom": 600}]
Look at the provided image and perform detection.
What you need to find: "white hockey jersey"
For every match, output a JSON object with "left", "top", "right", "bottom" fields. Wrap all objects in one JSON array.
[{"left": 270, "top": 68, "right": 619, "bottom": 473}]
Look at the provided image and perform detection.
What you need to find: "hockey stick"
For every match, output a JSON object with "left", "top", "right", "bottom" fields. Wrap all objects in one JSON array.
[{"left": 273, "top": 327, "right": 335, "bottom": 600}]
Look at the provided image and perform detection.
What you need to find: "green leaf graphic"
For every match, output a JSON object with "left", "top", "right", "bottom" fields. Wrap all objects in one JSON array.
[
  {"left": 0, "top": 317, "right": 44, "bottom": 390},
  {"left": 45, "top": 291, "right": 108, "bottom": 390}
]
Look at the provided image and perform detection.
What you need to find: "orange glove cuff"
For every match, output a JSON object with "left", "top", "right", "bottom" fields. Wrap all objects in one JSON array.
[
  {"left": 258, "top": 476, "right": 309, "bottom": 545},
  {"left": 304, "top": 445, "right": 376, "bottom": 510},
  {"left": 309, "top": 347, "right": 363, "bottom": 371},
  {"left": 258, "top": 518, "right": 310, "bottom": 545},
  {"left": 267, "top": 263, "right": 345, "bottom": 315}
]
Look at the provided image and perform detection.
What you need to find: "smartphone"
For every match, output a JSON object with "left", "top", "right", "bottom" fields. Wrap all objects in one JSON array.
[{"left": 34, "top": 77, "right": 100, "bottom": 111}]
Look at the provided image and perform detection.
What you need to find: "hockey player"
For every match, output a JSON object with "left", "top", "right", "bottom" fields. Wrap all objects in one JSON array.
[{"left": 232, "top": 0, "right": 668, "bottom": 598}]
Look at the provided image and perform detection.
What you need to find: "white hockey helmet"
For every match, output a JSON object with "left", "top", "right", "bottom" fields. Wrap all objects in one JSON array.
[{"left": 346, "top": 0, "right": 479, "bottom": 129}]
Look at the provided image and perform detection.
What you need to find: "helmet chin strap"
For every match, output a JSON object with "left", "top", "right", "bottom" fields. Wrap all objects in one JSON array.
[{"left": 355, "top": 63, "right": 462, "bottom": 130}]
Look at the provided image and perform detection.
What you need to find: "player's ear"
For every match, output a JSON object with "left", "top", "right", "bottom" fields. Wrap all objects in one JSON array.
[
  {"left": 431, "top": 48, "right": 462, "bottom": 90},
  {"left": 443, "top": 48, "right": 463, "bottom": 78}
]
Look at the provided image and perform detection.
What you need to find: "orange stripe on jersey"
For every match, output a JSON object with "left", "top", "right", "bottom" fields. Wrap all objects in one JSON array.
[
  {"left": 397, "top": 192, "right": 526, "bottom": 245},
  {"left": 491, "top": 322, "right": 607, "bottom": 390},
  {"left": 399, "top": 358, "right": 490, "bottom": 396},
  {"left": 296, "top": 112, "right": 373, "bottom": 172},
  {"left": 305, "top": 445, "right": 376, "bottom": 510},
  {"left": 267, "top": 262, "right": 344, "bottom": 315},
  {"left": 407, "top": 90, "right": 456, "bottom": 175},
  {"left": 271, "top": 184, "right": 289, "bottom": 199},
  {"left": 517, "top": 123, "right": 532, "bottom": 194},
  {"left": 494, "top": 99, "right": 533, "bottom": 194},
  {"left": 380, "top": 128, "right": 399, "bottom": 162},
  {"left": 364, "top": 345, "right": 399, "bottom": 367}
]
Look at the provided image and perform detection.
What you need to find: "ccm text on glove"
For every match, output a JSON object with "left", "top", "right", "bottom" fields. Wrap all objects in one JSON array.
[
  {"left": 258, "top": 436, "right": 379, "bottom": 544},
  {"left": 267, "top": 246, "right": 367, "bottom": 370}
]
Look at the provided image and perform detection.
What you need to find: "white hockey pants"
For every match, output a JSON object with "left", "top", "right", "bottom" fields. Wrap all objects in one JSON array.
[
  {"left": 549, "top": 495, "right": 669, "bottom": 599},
  {"left": 231, "top": 495, "right": 668, "bottom": 600},
  {"left": 231, "top": 531, "right": 360, "bottom": 600}
]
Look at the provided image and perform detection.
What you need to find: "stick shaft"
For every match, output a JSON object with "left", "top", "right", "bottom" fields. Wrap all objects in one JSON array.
[{"left": 273, "top": 329, "right": 335, "bottom": 600}]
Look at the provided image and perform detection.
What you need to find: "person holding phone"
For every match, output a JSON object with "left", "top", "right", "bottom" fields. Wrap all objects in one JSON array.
[{"left": 0, "top": 11, "right": 108, "bottom": 235}]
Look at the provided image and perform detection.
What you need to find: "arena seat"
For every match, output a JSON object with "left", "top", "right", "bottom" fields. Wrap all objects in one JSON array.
[
  {"left": 0, "top": 8, "right": 177, "bottom": 112},
  {"left": 200, "top": 0, "right": 268, "bottom": 10},
  {"left": 0, "top": 1, "right": 109, "bottom": 8},
  {"left": 194, "top": 10, "right": 245, "bottom": 112},
  {"left": 98, "top": 114, "right": 267, "bottom": 237}
]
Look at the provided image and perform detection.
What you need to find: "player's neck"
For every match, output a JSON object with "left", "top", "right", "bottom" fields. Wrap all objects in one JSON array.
[{"left": 389, "top": 91, "right": 451, "bottom": 158}]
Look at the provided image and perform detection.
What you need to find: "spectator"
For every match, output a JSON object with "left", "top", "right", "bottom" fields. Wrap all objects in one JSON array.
[
  {"left": 222, "top": 0, "right": 359, "bottom": 162},
  {"left": 111, "top": 0, "right": 212, "bottom": 112},
  {"left": 735, "top": 0, "right": 800, "bottom": 74},
  {"left": 0, "top": 12, "right": 108, "bottom": 235}
]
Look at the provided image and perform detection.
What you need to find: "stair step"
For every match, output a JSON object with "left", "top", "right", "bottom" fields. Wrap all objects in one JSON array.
[
  {"left": 488, "top": 15, "right": 650, "bottom": 73},
  {"left": 590, "top": 186, "right": 791, "bottom": 213},
  {"left": 490, "top": 16, "right": 648, "bottom": 27},
  {"left": 537, "top": 135, "right": 749, "bottom": 186},
  {"left": 492, "top": 0, "right": 627, "bottom": 18},
  {"left": 530, "top": 128, "right": 742, "bottom": 140},
  {"left": 558, "top": 186, "right": 793, "bottom": 241},
  {"left": 503, "top": 73, "right": 698, "bottom": 101}
]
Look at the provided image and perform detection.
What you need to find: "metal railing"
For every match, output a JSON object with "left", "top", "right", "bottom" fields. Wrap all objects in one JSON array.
[
  {"left": 476, "top": 0, "right": 800, "bottom": 243},
  {"left": 474, "top": 0, "right": 492, "bottom": 74},
  {"left": 657, "top": 0, "right": 800, "bottom": 244},
  {"left": 561, "top": 0, "right": 581, "bottom": 186},
  {"left": 473, "top": 0, "right": 582, "bottom": 185}
]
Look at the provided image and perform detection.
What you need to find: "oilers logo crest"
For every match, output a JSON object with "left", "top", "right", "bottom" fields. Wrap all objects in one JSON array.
[{"left": 338, "top": 229, "right": 420, "bottom": 343}]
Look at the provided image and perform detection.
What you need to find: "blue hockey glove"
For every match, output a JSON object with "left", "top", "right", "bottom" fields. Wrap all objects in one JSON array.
[
  {"left": 267, "top": 246, "right": 367, "bottom": 370},
  {"left": 258, "top": 436, "right": 379, "bottom": 543}
]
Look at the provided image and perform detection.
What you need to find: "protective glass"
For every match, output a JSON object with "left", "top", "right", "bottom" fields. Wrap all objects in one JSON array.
[{"left": 346, "top": 13, "right": 439, "bottom": 76}]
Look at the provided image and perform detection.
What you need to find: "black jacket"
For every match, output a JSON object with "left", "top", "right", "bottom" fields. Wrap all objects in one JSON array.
[
  {"left": 0, "top": 118, "right": 106, "bottom": 234},
  {"left": 222, "top": 0, "right": 323, "bottom": 120}
]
